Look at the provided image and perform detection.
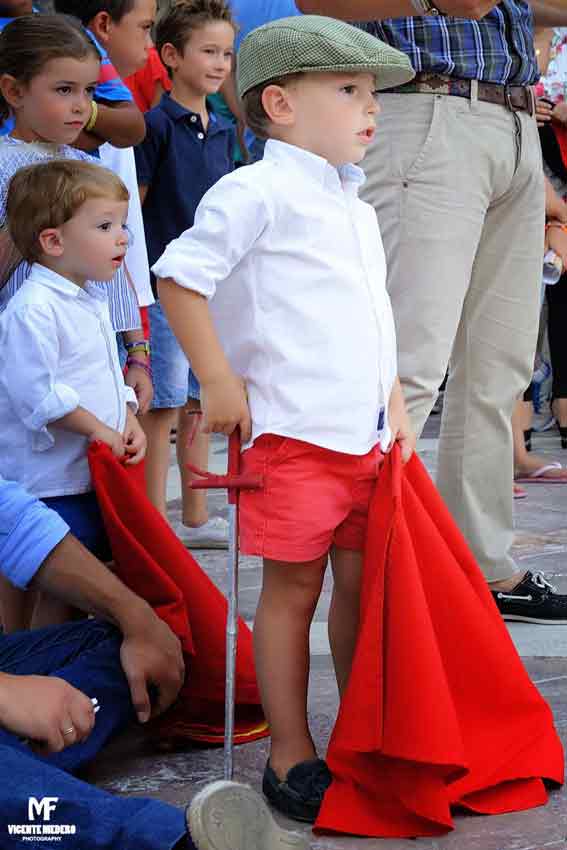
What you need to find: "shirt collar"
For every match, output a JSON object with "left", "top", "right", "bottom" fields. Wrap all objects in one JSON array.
[
  {"left": 85, "top": 28, "right": 107, "bottom": 61},
  {"left": 263, "top": 139, "right": 366, "bottom": 196},
  {"left": 159, "top": 93, "right": 219, "bottom": 129},
  {"left": 28, "top": 264, "right": 106, "bottom": 302}
]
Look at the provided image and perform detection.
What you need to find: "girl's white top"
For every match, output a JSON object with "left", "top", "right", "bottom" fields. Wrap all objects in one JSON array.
[
  {"left": 0, "top": 264, "right": 137, "bottom": 497},
  {"left": 153, "top": 139, "right": 397, "bottom": 455},
  {"left": 99, "top": 143, "right": 154, "bottom": 308}
]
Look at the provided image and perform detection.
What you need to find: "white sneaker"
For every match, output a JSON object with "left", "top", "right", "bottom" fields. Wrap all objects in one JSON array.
[
  {"left": 177, "top": 517, "right": 229, "bottom": 550},
  {"left": 187, "top": 781, "right": 310, "bottom": 850}
]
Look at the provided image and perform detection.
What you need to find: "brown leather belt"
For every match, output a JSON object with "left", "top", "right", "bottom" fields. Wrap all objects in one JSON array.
[{"left": 387, "top": 72, "right": 535, "bottom": 116}]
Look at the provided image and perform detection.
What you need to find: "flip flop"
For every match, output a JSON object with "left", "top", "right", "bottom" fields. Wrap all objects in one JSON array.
[
  {"left": 513, "top": 484, "right": 527, "bottom": 499},
  {"left": 515, "top": 462, "right": 567, "bottom": 483}
]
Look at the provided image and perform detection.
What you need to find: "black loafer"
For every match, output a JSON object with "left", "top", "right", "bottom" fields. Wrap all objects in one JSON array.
[
  {"left": 492, "top": 570, "right": 567, "bottom": 624},
  {"left": 262, "top": 758, "right": 332, "bottom": 823}
]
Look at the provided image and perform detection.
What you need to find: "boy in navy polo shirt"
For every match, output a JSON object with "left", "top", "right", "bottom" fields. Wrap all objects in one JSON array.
[{"left": 134, "top": 0, "right": 235, "bottom": 544}]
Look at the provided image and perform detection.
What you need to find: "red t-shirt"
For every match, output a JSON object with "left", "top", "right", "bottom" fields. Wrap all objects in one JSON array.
[{"left": 125, "top": 46, "right": 171, "bottom": 113}]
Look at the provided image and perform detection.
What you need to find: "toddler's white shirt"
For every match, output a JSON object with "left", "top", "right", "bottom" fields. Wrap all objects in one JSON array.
[
  {"left": 0, "top": 264, "right": 137, "bottom": 498},
  {"left": 153, "top": 140, "right": 397, "bottom": 455}
]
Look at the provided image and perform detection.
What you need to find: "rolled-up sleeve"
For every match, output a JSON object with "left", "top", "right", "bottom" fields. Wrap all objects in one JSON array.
[
  {"left": 0, "top": 305, "right": 80, "bottom": 450},
  {"left": 152, "top": 174, "right": 270, "bottom": 299},
  {"left": 0, "top": 476, "right": 69, "bottom": 588}
]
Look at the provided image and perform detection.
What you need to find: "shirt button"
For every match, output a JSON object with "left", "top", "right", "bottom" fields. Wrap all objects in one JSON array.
[
  {"left": 190, "top": 115, "right": 197, "bottom": 122},
  {"left": 197, "top": 132, "right": 204, "bottom": 140}
]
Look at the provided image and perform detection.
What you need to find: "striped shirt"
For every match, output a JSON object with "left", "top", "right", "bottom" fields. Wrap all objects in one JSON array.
[
  {"left": 0, "top": 138, "right": 140, "bottom": 332},
  {"left": 363, "top": 1, "right": 538, "bottom": 86},
  {"left": 86, "top": 29, "right": 134, "bottom": 104}
]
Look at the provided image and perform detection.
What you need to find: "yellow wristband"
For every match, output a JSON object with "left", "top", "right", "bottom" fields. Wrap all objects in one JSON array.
[{"left": 85, "top": 100, "right": 98, "bottom": 133}]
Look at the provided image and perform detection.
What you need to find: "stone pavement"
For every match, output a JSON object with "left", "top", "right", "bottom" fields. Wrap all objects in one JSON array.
[{"left": 87, "top": 413, "right": 567, "bottom": 850}]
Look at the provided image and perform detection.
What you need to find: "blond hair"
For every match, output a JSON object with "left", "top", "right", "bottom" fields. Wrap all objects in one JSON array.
[{"left": 6, "top": 159, "right": 129, "bottom": 263}]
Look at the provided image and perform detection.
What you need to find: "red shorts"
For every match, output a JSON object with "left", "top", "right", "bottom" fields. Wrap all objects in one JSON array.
[{"left": 239, "top": 434, "right": 383, "bottom": 563}]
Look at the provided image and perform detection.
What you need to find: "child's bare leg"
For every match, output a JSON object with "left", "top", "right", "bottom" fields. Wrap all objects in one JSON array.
[
  {"left": 0, "top": 576, "right": 35, "bottom": 632},
  {"left": 138, "top": 407, "right": 178, "bottom": 518},
  {"left": 177, "top": 400, "right": 209, "bottom": 527},
  {"left": 254, "top": 555, "right": 327, "bottom": 779},
  {"left": 328, "top": 547, "right": 364, "bottom": 696}
]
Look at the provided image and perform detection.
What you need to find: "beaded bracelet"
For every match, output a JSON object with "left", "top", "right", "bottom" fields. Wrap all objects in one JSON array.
[
  {"left": 127, "top": 357, "right": 152, "bottom": 378},
  {"left": 126, "top": 345, "right": 150, "bottom": 358},
  {"left": 124, "top": 339, "right": 150, "bottom": 357}
]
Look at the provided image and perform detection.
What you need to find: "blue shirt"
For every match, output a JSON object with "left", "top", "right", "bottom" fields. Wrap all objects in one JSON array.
[
  {"left": 0, "top": 476, "right": 69, "bottom": 589},
  {"left": 363, "top": 1, "right": 538, "bottom": 87},
  {"left": 134, "top": 94, "right": 235, "bottom": 294},
  {"left": 230, "top": 0, "right": 300, "bottom": 50},
  {"left": 86, "top": 28, "right": 134, "bottom": 104}
]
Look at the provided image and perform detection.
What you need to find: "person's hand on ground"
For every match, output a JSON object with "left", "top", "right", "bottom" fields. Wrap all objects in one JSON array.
[
  {"left": 125, "top": 363, "right": 153, "bottom": 415},
  {"left": 388, "top": 378, "right": 417, "bottom": 464},
  {"left": 0, "top": 674, "right": 95, "bottom": 752},
  {"left": 536, "top": 97, "right": 554, "bottom": 126},
  {"left": 119, "top": 604, "right": 185, "bottom": 723},
  {"left": 200, "top": 372, "right": 252, "bottom": 442},
  {"left": 122, "top": 407, "right": 147, "bottom": 465}
]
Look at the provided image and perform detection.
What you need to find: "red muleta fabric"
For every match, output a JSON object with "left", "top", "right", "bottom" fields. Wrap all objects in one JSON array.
[
  {"left": 88, "top": 441, "right": 268, "bottom": 748},
  {"left": 315, "top": 447, "right": 564, "bottom": 838}
]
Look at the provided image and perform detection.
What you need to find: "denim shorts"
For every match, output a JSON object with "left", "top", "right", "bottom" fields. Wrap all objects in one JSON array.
[
  {"left": 148, "top": 301, "right": 200, "bottom": 409},
  {"left": 41, "top": 492, "right": 112, "bottom": 562}
]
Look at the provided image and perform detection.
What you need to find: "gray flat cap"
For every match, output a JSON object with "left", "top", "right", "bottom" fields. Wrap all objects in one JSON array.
[{"left": 237, "top": 15, "right": 415, "bottom": 98}]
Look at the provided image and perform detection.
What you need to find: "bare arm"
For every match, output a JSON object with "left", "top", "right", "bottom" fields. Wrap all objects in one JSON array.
[
  {"left": 296, "top": 0, "right": 499, "bottom": 20},
  {"left": 29, "top": 534, "right": 184, "bottom": 723},
  {"left": 54, "top": 407, "right": 125, "bottom": 457},
  {"left": 74, "top": 101, "right": 146, "bottom": 151},
  {"left": 158, "top": 278, "right": 251, "bottom": 439},
  {"left": 531, "top": 1, "right": 567, "bottom": 28}
]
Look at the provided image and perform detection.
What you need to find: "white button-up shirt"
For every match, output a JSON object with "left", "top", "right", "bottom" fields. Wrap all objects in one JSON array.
[
  {"left": 153, "top": 140, "right": 397, "bottom": 455},
  {"left": 0, "top": 264, "right": 137, "bottom": 498}
]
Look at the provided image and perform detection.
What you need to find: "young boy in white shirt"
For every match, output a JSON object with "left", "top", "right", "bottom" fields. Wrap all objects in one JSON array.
[
  {"left": 0, "top": 159, "right": 146, "bottom": 632},
  {"left": 153, "top": 16, "right": 415, "bottom": 823}
]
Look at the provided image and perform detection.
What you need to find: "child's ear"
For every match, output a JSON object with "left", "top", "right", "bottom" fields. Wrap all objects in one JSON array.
[
  {"left": 0, "top": 74, "right": 25, "bottom": 111},
  {"left": 38, "top": 228, "right": 64, "bottom": 258},
  {"left": 159, "top": 42, "right": 180, "bottom": 76},
  {"left": 88, "top": 10, "right": 112, "bottom": 47},
  {"left": 261, "top": 84, "right": 295, "bottom": 128}
]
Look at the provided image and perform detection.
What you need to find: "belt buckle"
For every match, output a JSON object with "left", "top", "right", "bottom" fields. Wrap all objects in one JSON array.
[
  {"left": 527, "top": 86, "right": 535, "bottom": 117},
  {"left": 504, "top": 84, "right": 533, "bottom": 116},
  {"left": 504, "top": 84, "right": 518, "bottom": 114}
]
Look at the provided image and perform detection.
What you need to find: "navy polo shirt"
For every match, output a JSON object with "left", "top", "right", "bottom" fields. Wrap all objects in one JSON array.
[{"left": 134, "top": 93, "right": 235, "bottom": 294}]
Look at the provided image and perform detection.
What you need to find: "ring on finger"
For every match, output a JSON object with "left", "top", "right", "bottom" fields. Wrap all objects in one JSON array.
[{"left": 62, "top": 726, "right": 75, "bottom": 737}]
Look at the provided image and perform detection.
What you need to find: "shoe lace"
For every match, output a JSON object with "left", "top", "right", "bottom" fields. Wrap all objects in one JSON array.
[{"left": 531, "top": 570, "right": 556, "bottom": 593}]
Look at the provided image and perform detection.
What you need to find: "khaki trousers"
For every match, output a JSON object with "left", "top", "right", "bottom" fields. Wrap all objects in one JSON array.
[{"left": 362, "top": 91, "right": 544, "bottom": 582}]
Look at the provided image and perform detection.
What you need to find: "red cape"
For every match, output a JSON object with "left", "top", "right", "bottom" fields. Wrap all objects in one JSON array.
[
  {"left": 315, "top": 447, "right": 564, "bottom": 837},
  {"left": 88, "top": 441, "right": 268, "bottom": 748}
]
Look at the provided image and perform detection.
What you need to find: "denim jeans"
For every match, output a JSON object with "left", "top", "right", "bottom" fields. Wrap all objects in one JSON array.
[{"left": 0, "top": 619, "right": 187, "bottom": 849}]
